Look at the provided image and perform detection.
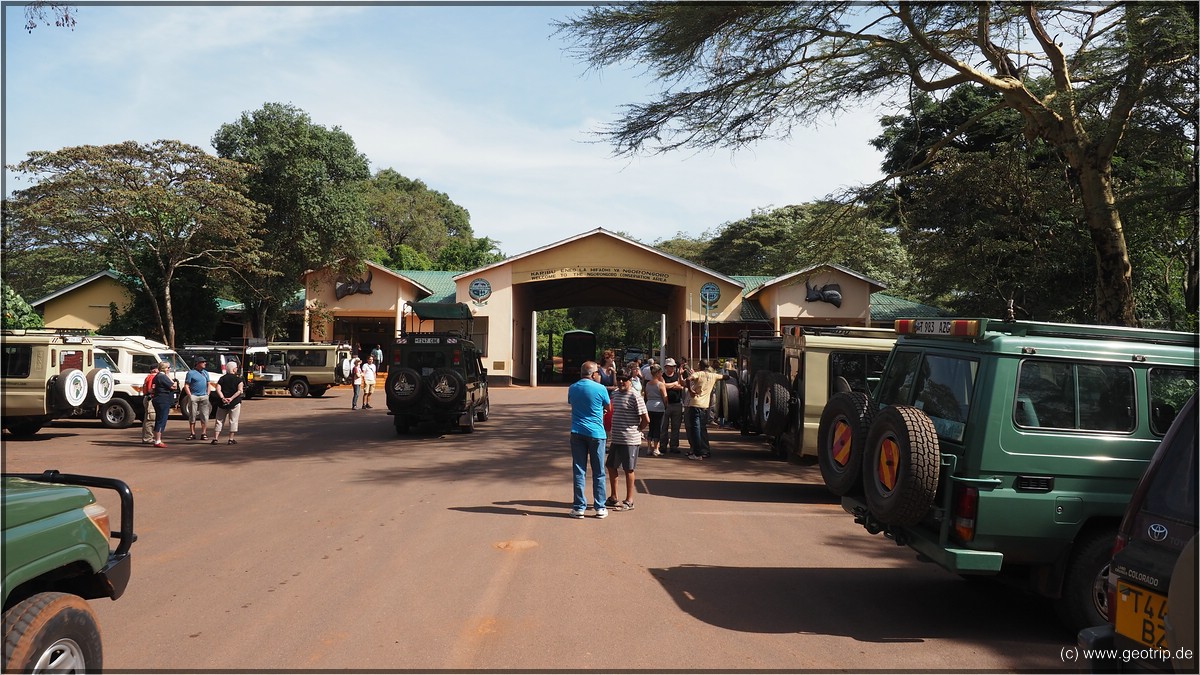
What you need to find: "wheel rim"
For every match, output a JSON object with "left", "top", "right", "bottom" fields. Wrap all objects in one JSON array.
[
  {"left": 104, "top": 404, "right": 126, "bottom": 426},
  {"left": 1092, "top": 561, "right": 1111, "bottom": 620},
  {"left": 877, "top": 437, "right": 901, "bottom": 492},
  {"left": 31, "top": 637, "right": 87, "bottom": 673},
  {"left": 831, "top": 419, "right": 852, "bottom": 467}
]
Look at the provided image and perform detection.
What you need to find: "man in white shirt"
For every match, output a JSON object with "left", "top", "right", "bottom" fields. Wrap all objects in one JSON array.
[{"left": 361, "top": 355, "right": 378, "bottom": 409}]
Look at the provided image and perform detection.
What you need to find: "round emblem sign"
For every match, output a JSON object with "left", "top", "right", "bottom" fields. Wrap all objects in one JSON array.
[
  {"left": 700, "top": 282, "right": 721, "bottom": 304},
  {"left": 468, "top": 278, "right": 492, "bottom": 302}
]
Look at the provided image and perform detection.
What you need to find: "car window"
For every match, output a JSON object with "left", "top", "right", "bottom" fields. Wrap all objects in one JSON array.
[
  {"left": 878, "top": 351, "right": 977, "bottom": 442},
  {"left": 1149, "top": 368, "right": 1199, "bottom": 435},
  {"left": 161, "top": 353, "right": 188, "bottom": 371},
  {"left": 131, "top": 354, "right": 159, "bottom": 374},
  {"left": 407, "top": 351, "right": 446, "bottom": 375},
  {"left": 1142, "top": 404, "right": 1197, "bottom": 524},
  {"left": 94, "top": 351, "right": 119, "bottom": 372},
  {"left": 1015, "top": 361, "right": 1136, "bottom": 433},
  {"left": 2, "top": 345, "right": 32, "bottom": 378},
  {"left": 829, "top": 351, "right": 888, "bottom": 395}
]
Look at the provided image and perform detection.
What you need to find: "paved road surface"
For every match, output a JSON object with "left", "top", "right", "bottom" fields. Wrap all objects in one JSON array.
[{"left": 3, "top": 385, "right": 1075, "bottom": 671}]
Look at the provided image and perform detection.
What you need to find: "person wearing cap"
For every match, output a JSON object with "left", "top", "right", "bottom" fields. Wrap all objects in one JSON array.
[
  {"left": 184, "top": 357, "right": 212, "bottom": 441},
  {"left": 659, "top": 358, "right": 686, "bottom": 453},
  {"left": 567, "top": 360, "right": 612, "bottom": 518},
  {"left": 605, "top": 369, "right": 648, "bottom": 511}
]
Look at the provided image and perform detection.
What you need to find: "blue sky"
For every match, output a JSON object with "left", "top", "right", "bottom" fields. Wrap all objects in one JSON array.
[{"left": 3, "top": 2, "right": 889, "bottom": 257}]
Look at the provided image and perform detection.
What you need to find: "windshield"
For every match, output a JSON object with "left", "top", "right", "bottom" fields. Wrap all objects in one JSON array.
[
  {"left": 94, "top": 351, "right": 119, "bottom": 372},
  {"left": 161, "top": 353, "right": 189, "bottom": 371}
]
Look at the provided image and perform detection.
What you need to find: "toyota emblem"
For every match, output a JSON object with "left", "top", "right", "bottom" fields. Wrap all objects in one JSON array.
[{"left": 1148, "top": 523, "right": 1169, "bottom": 542}]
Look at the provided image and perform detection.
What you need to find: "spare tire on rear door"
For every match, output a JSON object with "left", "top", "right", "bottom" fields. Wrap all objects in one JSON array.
[
  {"left": 55, "top": 368, "right": 89, "bottom": 408},
  {"left": 818, "top": 391, "right": 875, "bottom": 496},
  {"left": 386, "top": 367, "right": 422, "bottom": 405},
  {"left": 862, "top": 405, "right": 941, "bottom": 526},
  {"left": 86, "top": 368, "right": 114, "bottom": 405},
  {"left": 427, "top": 369, "right": 465, "bottom": 406}
]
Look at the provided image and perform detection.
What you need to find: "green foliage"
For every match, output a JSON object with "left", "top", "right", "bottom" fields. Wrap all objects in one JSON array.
[
  {"left": 212, "top": 102, "right": 372, "bottom": 338},
  {"left": 536, "top": 308, "right": 577, "bottom": 361},
  {"left": 558, "top": 3, "right": 1200, "bottom": 325},
  {"left": 7, "top": 139, "right": 266, "bottom": 346},
  {"left": 434, "top": 237, "right": 505, "bottom": 271},
  {"left": 1, "top": 282, "right": 44, "bottom": 329},
  {"left": 365, "top": 168, "right": 475, "bottom": 264},
  {"left": 98, "top": 262, "right": 221, "bottom": 345},
  {"left": 652, "top": 233, "right": 711, "bottom": 265}
]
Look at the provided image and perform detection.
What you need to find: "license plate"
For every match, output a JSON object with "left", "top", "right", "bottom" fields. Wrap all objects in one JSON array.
[
  {"left": 912, "top": 319, "right": 952, "bottom": 335},
  {"left": 1114, "top": 581, "right": 1169, "bottom": 649}
]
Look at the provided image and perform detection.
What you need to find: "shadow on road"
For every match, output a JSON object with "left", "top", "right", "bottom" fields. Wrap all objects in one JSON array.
[
  {"left": 649, "top": 564, "right": 1070, "bottom": 645},
  {"left": 640, "top": 478, "right": 837, "bottom": 504}
]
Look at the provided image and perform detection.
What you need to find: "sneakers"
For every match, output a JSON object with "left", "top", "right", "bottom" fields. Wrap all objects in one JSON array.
[
  {"left": 686, "top": 453, "right": 703, "bottom": 460},
  {"left": 604, "top": 496, "right": 618, "bottom": 508},
  {"left": 617, "top": 500, "right": 635, "bottom": 511},
  {"left": 569, "top": 509, "right": 585, "bottom": 519},
  {"left": 652, "top": 449, "right": 662, "bottom": 457},
  {"left": 594, "top": 508, "right": 608, "bottom": 519},
  {"left": 153, "top": 441, "right": 167, "bottom": 448}
]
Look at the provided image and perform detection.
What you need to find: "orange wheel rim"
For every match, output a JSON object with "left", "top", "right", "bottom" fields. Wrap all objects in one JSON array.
[
  {"left": 878, "top": 438, "right": 900, "bottom": 491},
  {"left": 832, "top": 420, "right": 853, "bottom": 466}
]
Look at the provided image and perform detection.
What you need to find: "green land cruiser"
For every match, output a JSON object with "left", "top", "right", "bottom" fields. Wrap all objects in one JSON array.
[
  {"left": 3, "top": 470, "right": 136, "bottom": 672},
  {"left": 386, "top": 332, "right": 490, "bottom": 434},
  {"left": 817, "top": 317, "right": 1198, "bottom": 633}
]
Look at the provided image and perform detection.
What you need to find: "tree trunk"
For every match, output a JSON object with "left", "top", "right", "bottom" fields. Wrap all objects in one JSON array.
[{"left": 1073, "top": 161, "right": 1140, "bottom": 327}]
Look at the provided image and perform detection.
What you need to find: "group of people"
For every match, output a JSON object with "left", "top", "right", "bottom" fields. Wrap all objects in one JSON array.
[
  {"left": 346, "top": 354, "right": 378, "bottom": 410},
  {"left": 567, "top": 354, "right": 726, "bottom": 518},
  {"left": 141, "top": 358, "right": 244, "bottom": 448}
]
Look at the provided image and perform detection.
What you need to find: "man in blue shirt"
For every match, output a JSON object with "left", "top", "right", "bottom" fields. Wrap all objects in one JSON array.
[
  {"left": 566, "top": 360, "right": 611, "bottom": 518},
  {"left": 184, "top": 358, "right": 212, "bottom": 441}
]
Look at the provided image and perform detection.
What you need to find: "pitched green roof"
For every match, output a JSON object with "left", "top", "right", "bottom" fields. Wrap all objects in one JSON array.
[
  {"left": 392, "top": 270, "right": 459, "bottom": 304},
  {"left": 731, "top": 275, "right": 774, "bottom": 297},
  {"left": 870, "top": 293, "right": 949, "bottom": 321}
]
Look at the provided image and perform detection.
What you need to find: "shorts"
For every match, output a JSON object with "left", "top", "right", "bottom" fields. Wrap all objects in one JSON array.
[
  {"left": 606, "top": 443, "right": 638, "bottom": 472},
  {"left": 187, "top": 394, "right": 211, "bottom": 422},
  {"left": 363, "top": 381, "right": 375, "bottom": 394}
]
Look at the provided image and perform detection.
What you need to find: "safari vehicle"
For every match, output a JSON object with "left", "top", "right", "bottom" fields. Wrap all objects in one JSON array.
[
  {"left": 3, "top": 469, "right": 136, "bottom": 672},
  {"left": 1078, "top": 393, "right": 1197, "bottom": 673},
  {"left": 386, "top": 332, "right": 489, "bottom": 434},
  {"left": 89, "top": 335, "right": 188, "bottom": 425},
  {"left": 1, "top": 329, "right": 112, "bottom": 437},
  {"left": 736, "top": 326, "right": 895, "bottom": 460},
  {"left": 87, "top": 347, "right": 153, "bottom": 429},
  {"left": 244, "top": 342, "right": 353, "bottom": 398},
  {"left": 818, "top": 317, "right": 1198, "bottom": 633}
]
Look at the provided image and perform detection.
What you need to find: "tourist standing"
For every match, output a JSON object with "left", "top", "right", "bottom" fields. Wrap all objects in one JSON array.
[
  {"left": 605, "top": 371, "right": 648, "bottom": 511},
  {"left": 150, "top": 362, "right": 176, "bottom": 448},
  {"left": 659, "top": 358, "right": 685, "bottom": 454},
  {"left": 644, "top": 363, "right": 667, "bottom": 456},
  {"left": 183, "top": 358, "right": 211, "bottom": 441},
  {"left": 361, "top": 355, "right": 377, "bottom": 409},
  {"left": 211, "top": 361, "right": 244, "bottom": 445},
  {"left": 684, "top": 360, "right": 725, "bottom": 460},
  {"left": 566, "top": 361, "right": 611, "bottom": 519}
]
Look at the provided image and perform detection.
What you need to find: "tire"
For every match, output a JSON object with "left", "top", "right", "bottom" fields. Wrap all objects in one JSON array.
[
  {"left": 818, "top": 392, "right": 875, "bottom": 496},
  {"left": 55, "top": 369, "right": 88, "bottom": 408},
  {"left": 99, "top": 398, "right": 136, "bottom": 429},
  {"left": 1054, "top": 529, "right": 1116, "bottom": 633},
  {"left": 340, "top": 358, "right": 353, "bottom": 383},
  {"left": 862, "top": 405, "right": 940, "bottom": 526},
  {"left": 288, "top": 379, "right": 309, "bottom": 398},
  {"left": 475, "top": 397, "right": 490, "bottom": 422},
  {"left": 750, "top": 372, "right": 771, "bottom": 433},
  {"left": 308, "top": 386, "right": 329, "bottom": 398},
  {"left": 760, "top": 372, "right": 791, "bottom": 437},
  {"left": 5, "top": 421, "right": 44, "bottom": 437},
  {"left": 462, "top": 406, "right": 476, "bottom": 433},
  {"left": 386, "top": 368, "right": 422, "bottom": 405},
  {"left": 86, "top": 368, "right": 114, "bottom": 405},
  {"left": 427, "top": 369, "right": 465, "bottom": 406},
  {"left": 394, "top": 416, "right": 413, "bottom": 435},
  {"left": 723, "top": 381, "right": 740, "bottom": 428},
  {"left": 3, "top": 592, "right": 102, "bottom": 673}
]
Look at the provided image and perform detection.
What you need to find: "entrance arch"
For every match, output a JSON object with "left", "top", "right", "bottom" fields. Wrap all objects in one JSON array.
[{"left": 454, "top": 229, "right": 744, "bottom": 386}]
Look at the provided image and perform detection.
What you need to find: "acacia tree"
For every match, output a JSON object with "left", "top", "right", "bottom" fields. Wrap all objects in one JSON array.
[
  {"left": 558, "top": 3, "right": 1198, "bottom": 326},
  {"left": 213, "top": 103, "right": 372, "bottom": 338},
  {"left": 7, "top": 140, "right": 266, "bottom": 346}
]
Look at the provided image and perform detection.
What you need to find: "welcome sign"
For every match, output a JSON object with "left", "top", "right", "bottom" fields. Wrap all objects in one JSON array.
[{"left": 514, "top": 266, "right": 682, "bottom": 285}]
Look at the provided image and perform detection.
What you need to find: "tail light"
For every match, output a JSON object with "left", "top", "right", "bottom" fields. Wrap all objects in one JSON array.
[
  {"left": 953, "top": 485, "right": 979, "bottom": 542},
  {"left": 453, "top": 349, "right": 462, "bottom": 366}
]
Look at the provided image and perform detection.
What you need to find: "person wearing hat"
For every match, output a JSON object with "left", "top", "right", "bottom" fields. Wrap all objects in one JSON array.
[
  {"left": 659, "top": 358, "right": 686, "bottom": 453},
  {"left": 183, "top": 357, "right": 213, "bottom": 441},
  {"left": 605, "top": 369, "right": 648, "bottom": 511}
]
